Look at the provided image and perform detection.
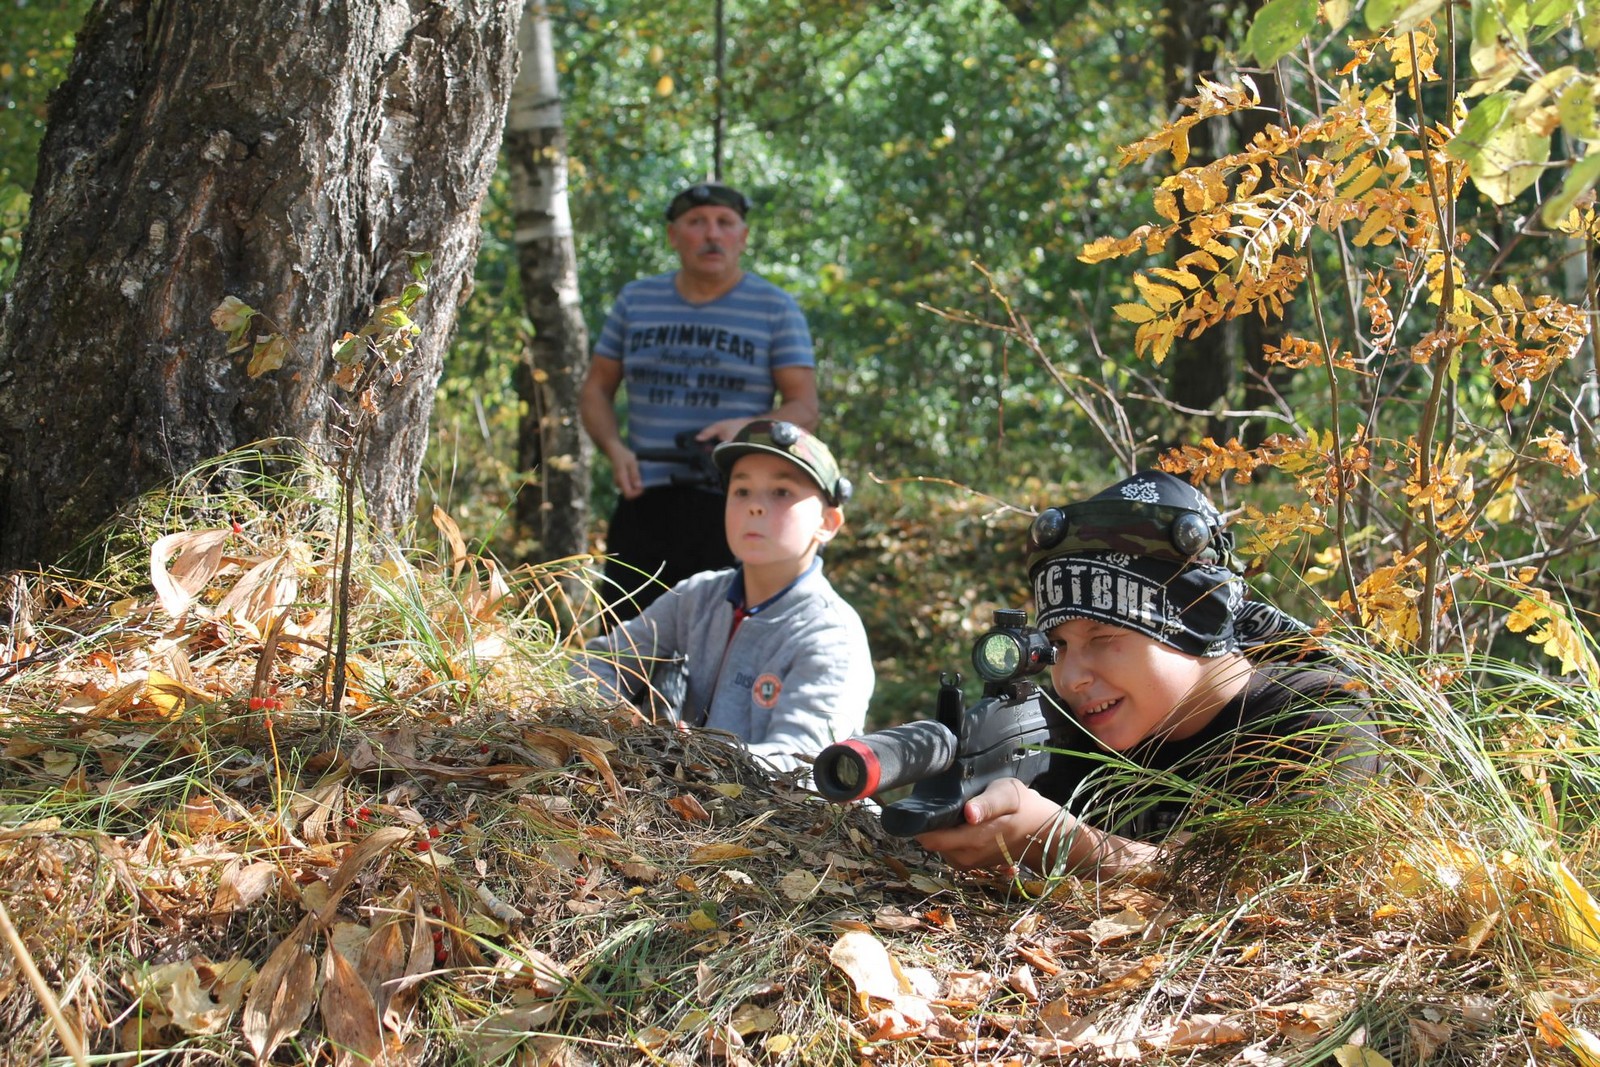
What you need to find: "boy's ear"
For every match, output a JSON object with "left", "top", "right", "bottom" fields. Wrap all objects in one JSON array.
[{"left": 814, "top": 504, "right": 845, "bottom": 544}]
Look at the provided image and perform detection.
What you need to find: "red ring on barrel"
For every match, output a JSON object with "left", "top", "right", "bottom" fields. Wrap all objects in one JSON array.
[{"left": 836, "top": 738, "right": 881, "bottom": 799}]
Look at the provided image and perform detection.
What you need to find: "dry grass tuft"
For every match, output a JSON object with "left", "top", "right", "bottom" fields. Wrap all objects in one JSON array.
[{"left": 0, "top": 449, "right": 1595, "bottom": 1065}]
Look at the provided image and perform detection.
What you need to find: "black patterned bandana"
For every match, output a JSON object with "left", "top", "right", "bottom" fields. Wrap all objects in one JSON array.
[{"left": 1029, "top": 471, "right": 1309, "bottom": 658}]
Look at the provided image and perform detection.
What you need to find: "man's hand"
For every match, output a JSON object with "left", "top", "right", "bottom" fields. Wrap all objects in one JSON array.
[
  {"left": 695, "top": 417, "right": 752, "bottom": 444},
  {"left": 607, "top": 446, "right": 644, "bottom": 499},
  {"left": 914, "top": 778, "right": 1065, "bottom": 871}
]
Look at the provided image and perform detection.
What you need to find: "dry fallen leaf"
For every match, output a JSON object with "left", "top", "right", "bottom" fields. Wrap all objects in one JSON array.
[
  {"left": 211, "top": 861, "right": 280, "bottom": 914},
  {"left": 467, "top": 1003, "right": 559, "bottom": 1062},
  {"left": 1087, "top": 906, "right": 1147, "bottom": 945},
  {"left": 668, "top": 793, "right": 711, "bottom": 821},
  {"left": 1333, "top": 1045, "right": 1395, "bottom": 1067},
  {"left": 828, "top": 927, "right": 937, "bottom": 1039},
  {"left": 943, "top": 970, "right": 996, "bottom": 1003},
  {"left": 1410, "top": 1017, "right": 1453, "bottom": 1061},
  {"left": 778, "top": 868, "right": 822, "bottom": 902},
  {"left": 314, "top": 826, "right": 412, "bottom": 928},
  {"left": 242, "top": 916, "right": 319, "bottom": 1062},
  {"left": 1008, "top": 963, "right": 1040, "bottom": 1002},
  {"left": 1037, "top": 996, "right": 1084, "bottom": 1038},
  {"left": 688, "top": 843, "right": 756, "bottom": 863},
  {"left": 139, "top": 957, "right": 255, "bottom": 1036},
  {"left": 150, "top": 528, "right": 231, "bottom": 618},
  {"left": 1069, "top": 954, "right": 1165, "bottom": 997},
  {"left": 732, "top": 1003, "right": 780, "bottom": 1035},
  {"left": 1159, "top": 1013, "right": 1249, "bottom": 1048},
  {"left": 320, "top": 945, "right": 384, "bottom": 1067},
  {"left": 358, "top": 912, "right": 408, "bottom": 1017}
]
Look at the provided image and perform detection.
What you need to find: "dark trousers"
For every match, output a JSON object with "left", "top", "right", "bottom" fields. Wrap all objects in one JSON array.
[{"left": 601, "top": 486, "right": 735, "bottom": 623}]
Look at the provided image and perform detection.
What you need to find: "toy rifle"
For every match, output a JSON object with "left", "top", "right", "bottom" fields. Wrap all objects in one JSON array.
[
  {"left": 813, "top": 609, "right": 1056, "bottom": 837},
  {"left": 631, "top": 430, "right": 721, "bottom": 490}
]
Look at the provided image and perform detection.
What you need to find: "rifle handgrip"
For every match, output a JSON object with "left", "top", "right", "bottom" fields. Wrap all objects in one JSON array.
[{"left": 880, "top": 797, "right": 965, "bottom": 837}]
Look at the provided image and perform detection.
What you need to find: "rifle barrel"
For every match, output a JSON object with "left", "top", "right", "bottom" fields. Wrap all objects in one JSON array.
[{"left": 812, "top": 721, "right": 957, "bottom": 803}]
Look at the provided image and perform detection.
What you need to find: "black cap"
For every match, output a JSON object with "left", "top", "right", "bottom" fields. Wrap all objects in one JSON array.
[{"left": 666, "top": 182, "right": 753, "bottom": 222}]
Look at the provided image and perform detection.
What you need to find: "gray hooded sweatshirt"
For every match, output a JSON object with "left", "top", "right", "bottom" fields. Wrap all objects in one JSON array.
[{"left": 573, "top": 564, "right": 873, "bottom": 772}]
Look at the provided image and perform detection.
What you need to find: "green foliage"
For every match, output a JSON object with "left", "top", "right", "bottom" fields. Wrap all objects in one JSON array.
[
  {"left": 0, "top": 183, "right": 31, "bottom": 290},
  {"left": 1246, "top": 0, "right": 1319, "bottom": 66},
  {"left": 422, "top": 168, "right": 528, "bottom": 555},
  {"left": 1084, "top": 1, "right": 1599, "bottom": 666},
  {"left": 542, "top": 0, "right": 1169, "bottom": 486},
  {"left": 0, "top": 0, "right": 88, "bottom": 193},
  {"left": 0, "top": 1, "right": 88, "bottom": 293},
  {"left": 435, "top": 0, "right": 1180, "bottom": 574}
]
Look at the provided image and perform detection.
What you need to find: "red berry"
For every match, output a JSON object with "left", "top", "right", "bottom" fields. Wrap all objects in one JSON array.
[
  {"left": 434, "top": 949, "right": 449, "bottom": 964},
  {"left": 428, "top": 826, "right": 440, "bottom": 839},
  {"left": 343, "top": 817, "right": 358, "bottom": 829},
  {"left": 478, "top": 743, "right": 490, "bottom": 754},
  {"left": 231, "top": 520, "right": 244, "bottom": 535},
  {"left": 248, "top": 696, "right": 263, "bottom": 712},
  {"left": 416, "top": 840, "right": 430, "bottom": 852},
  {"left": 358, "top": 807, "right": 372, "bottom": 819},
  {"left": 428, "top": 905, "right": 442, "bottom": 917}
]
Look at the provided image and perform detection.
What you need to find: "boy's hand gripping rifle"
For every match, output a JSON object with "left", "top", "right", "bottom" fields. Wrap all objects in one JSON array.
[
  {"left": 812, "top": 609, "right": 1056, "bottom": 837},
  {"left": 631, "top": 431, "right": 721, "bottom": 489}
]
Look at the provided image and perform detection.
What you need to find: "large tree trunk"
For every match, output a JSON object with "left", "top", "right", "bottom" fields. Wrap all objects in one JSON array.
[
  {"left": 0, "top": 0, "right": 520, "bottom": 569},
  {"left": 505, "top": 0, "right": 591, "bottom": 570}
]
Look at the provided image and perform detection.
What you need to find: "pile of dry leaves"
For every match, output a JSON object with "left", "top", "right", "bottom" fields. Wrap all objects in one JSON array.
[{"left": 0, "top": 483, "right": 1594, "bottom": 1066}]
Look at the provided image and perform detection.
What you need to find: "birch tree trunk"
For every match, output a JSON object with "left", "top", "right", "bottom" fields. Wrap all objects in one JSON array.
[
  {"left": 505, "top": 0, "right": 592, "bottom": 571},
  {"left": 0, "top": 0, "right": 520, "bottom": 568}
]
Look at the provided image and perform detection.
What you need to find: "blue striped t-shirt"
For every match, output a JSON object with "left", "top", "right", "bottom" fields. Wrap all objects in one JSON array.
[{"left": 593, "top": 272, "right": 815, "bottom": 489}]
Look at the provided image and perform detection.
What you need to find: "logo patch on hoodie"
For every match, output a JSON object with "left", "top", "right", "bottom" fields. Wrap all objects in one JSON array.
[{"left": 752, "top": 673, "right": 782, "bottom": 708}]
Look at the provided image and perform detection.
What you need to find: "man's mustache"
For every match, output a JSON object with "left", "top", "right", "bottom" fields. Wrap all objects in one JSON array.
[{"left": 697, "top": 242, "right": 725, "bottom": 255}]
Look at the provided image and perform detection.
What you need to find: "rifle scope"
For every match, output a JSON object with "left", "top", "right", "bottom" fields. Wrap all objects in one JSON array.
[{"left": 970, "top": 608, "right": 1054, "bottom": 684}]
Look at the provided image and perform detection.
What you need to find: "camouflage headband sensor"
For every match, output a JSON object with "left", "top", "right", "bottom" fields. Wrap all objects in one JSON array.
[
  {"left": 1025, "top": 500, "right": 1237, "bottom": 575},
  {"left": 712, "top": 419, "right": 853, "bottom": 505},
  {"left": 666, "top": 182, "right": 753, "bottom": 221}
]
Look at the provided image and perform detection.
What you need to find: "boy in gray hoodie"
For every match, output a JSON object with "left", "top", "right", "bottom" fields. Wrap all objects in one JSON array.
[{"left": 573, "top": 421, "right": 873, "bottom": 773}]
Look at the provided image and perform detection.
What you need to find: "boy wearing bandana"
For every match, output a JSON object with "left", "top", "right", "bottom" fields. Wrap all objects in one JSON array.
[
  {"left": 572, "top": 421, "right": 873, "bottom": 773},
  {"left": 917, "top": 470, "right": 1382, "bottom": 875}
]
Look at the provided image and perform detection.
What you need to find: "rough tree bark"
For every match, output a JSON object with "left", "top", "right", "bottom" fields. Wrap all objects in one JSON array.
[
  {"left": 0, "top": 0, "right": 520, "bottom": 569},
  {"left": 505, "top": 0, "right": 591, "bottom": 569}
]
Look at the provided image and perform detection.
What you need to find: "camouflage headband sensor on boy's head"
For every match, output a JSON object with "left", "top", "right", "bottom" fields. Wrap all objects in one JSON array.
[
  {"left": 1027, "top": 470, "right": 1321, "bottom": 660},
  {"left": 1025, "top": 499, "right": 1238, "bottom": 575},
  {"left": 1026, "top": 469, "right": 1245, "bottom": 657},
  {"left": 712, "top": 419, "right": 854, "bottom": 505}
]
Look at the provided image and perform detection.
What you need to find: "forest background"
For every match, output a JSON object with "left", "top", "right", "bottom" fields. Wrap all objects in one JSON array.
[
  {"left": 5, "top": 0, "right": 1597, "bottom": 699},
  {"left": 3, "top": 0, "right": 1600, "bottom": 1063}
]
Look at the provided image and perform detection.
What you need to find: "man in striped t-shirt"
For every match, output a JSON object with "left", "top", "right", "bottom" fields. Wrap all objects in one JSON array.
[{"left": 580, "top": 181, "right": 819, "bottom": 624}]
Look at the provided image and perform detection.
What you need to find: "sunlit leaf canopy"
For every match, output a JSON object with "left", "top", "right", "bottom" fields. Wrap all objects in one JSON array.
[
  {"left": 8, "top": 0, "right": 1599, "bottom": 672},
  {"left": 552, "top": 0, "right": 1170, "bottom": 483}
]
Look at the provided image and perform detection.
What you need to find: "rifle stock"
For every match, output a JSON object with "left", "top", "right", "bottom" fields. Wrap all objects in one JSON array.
[{"left": 631, "top": 431, "right": 721, "bottom": 489}]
